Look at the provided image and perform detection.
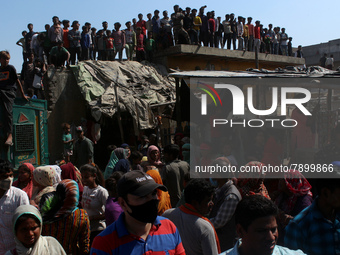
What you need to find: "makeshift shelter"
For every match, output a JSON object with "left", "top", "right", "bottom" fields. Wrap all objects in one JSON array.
[
  {"left": 45, "top": 61, "right": 176, "bottom": 166},
  {"left": 70, "top": 60, "right": 176, "bottom": 131}
]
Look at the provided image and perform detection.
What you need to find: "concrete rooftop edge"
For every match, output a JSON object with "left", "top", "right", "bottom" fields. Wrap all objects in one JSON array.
[{"left": 155, "top": 44, "right": 305, "bottom": 65}]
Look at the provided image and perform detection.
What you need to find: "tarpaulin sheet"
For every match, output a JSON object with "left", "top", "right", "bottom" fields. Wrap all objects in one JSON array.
[{"left": 71, "top": 61, "right": 176, "bottom": 129}]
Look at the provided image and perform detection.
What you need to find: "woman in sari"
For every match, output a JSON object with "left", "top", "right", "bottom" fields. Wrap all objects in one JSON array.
[
  {"left": 142, "top": 145, "right": 164, "bottom": 172},
  {"left": 40, "top": 179, "right": 90, "bottom": 255},
  {"left": 146, "top": 169, "right": 171, "bottom": 215},
  {"left": 5, "top": 205, "right": 66, "bottom": 255},
  {"left": 13, "top": 163, "right": 35, "bottom": 199}
]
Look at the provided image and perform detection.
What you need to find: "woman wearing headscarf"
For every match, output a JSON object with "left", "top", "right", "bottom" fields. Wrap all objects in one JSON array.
[
  {"left": 237, "top": 161, "right": 270, "bottom": 199},
  {"left": 40, "top": 179, "right": 90, "bottom": 255},
  {"left": 275, "top": 170, "right": 313, "bottom": 217},
  {"left": 142, "top": 145, "right": 164, "bottom": 172},
  {"left": 47, "top": 165, "right": 62, "bottom": 188},
  {"left": 60, "top": 162, "right": 84, "bottom": 200},
  {"left": 5, "top": 205, "right": 66, "bottom": 255},
  {"left": 146, "top": 169, "right": 172, "bottom": 215},
  {"left": 13, "top": 163, "right": 35, "bottom": 199},
  {"left": 104, "top": 148, "right": 129, "bottom": 179},
  {"left": 275, "top": 170, "right": 313, "bottom": 245},
  {"left": 31, "top": 166, "right": 56, "bottom": 207}
]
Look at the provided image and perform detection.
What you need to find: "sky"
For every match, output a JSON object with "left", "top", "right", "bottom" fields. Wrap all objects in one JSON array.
[{"left": 1, "top": 0, "right": 340, "bottom": 71}]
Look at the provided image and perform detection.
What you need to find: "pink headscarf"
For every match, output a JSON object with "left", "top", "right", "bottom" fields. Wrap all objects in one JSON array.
[
  {"left": 13, "top": 163, "right": 35, "bottom": 199},
  {"left": 147, "top": 145, "right": 163, "bottom": 166}
]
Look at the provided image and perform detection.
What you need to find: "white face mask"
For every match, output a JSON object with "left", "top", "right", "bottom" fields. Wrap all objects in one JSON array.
[{"left": 0, "top": 177, "right": 13, "bottom": 191}]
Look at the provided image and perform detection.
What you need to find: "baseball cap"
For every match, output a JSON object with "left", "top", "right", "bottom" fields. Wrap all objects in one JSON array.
[
  {"left": 117, "top": 171, "right": 167, "bottom": 197},
  {"left": 76, "top": 126, "right": 83, "bottom": 132}
]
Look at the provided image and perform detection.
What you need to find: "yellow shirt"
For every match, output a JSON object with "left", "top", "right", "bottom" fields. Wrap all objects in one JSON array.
[
  {"left": 243, "top": 24, "right": 249, "bottom": 38},
  {"left": 193, "top": 16, "right": 202, "bottom": 31}
]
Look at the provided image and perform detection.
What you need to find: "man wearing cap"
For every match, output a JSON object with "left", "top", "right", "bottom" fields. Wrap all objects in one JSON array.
[
  {"left": 74, "top": 126, "right": 94, "bottom": 168},
  {"left": 90, "top": 171, "right": 186, "bottom": 255}
]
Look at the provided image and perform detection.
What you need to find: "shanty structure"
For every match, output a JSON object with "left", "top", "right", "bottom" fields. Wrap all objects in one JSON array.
[{"left": 45, "top": 61, "right": 176, "bottom": 166}]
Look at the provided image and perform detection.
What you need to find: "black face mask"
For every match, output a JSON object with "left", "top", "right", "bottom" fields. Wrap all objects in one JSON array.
[{"left": 127, "top": 199, "right": 159, "bottom": 223}]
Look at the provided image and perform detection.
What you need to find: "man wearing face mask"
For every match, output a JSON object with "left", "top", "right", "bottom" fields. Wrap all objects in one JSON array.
[
  {"left": 163, "top": 179, "right": 220, "bottom": 255},
  {"left": 0, "top": 159, "right": 29, "bottom": 254},
  {"left": 90, "top": 170, "right": 186, "bottom": 255}
]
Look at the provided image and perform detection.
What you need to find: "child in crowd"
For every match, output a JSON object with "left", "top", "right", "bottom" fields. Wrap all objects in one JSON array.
[
  {"left": 105, "top": 30, "right": 115, "bottom": 61},
  {"left": 105, "top": 172, "right": 123, "bottom": 226},
  {"left": 96, "top": 30, "right": 106, "bottom": 60},
  {"left": 16, "top": 30, "right": 27, "bottom": 62},
  {"left": 288, "top": 37, "right": 293, "bottom": 56},
  {"left": 124, "top": 21, "right": 136, "bottom": 61},
  {"left": 62, "top": 123, "right": 74, "bottom": 162},
  {"left": 26, "top": 88, "right": 37, "bottom": 99},
  {"left": 68, "top": 20, "right": 82, "bottom": 65},
  {"left": 145, "top": 31, "right": 156, "bottom": 62},
  {"left": 91, "top": 27, "right": 97, "bottom": 60},
  {"left": 112, "top": 22, "right": 125, "bottom": 61},
  {"left": 62, "top": 20, "right": 70, "bottom": 51},
  {"left": 81, "top": 25, "right": 90, "bottom": 60},
  {"left": 135, "top": 27, "right": 145, "bottom": 62},
  {"left": 130, "top": 150, "right": 143, "bottom": 171},
  {"left": 80, "top": 164, "right": 108, "bottom": 246},
  {"left": 32, "top": 58, "right": 46, "bottom": 99}
]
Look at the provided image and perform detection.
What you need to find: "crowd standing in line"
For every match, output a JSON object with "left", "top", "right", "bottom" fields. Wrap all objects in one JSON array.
[{"left": 14, "top": 6, "right": 309, "bottom": 99}]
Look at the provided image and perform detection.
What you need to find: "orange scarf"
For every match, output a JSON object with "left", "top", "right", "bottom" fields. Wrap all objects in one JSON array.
[{"left": 179, "top": 203, "right": 221, "bottom": 253}]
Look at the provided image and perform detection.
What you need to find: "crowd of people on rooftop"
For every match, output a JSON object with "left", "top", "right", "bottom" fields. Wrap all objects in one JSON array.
[{"left": 16, "top": 5, "right": 300, "bottom": 70}]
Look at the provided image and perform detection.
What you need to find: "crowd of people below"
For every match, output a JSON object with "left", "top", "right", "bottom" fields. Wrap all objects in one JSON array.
[
  {"left": 17, "top": 6, "right": 303, "bottom": 70},
  {"left": 1, "top": 122, "right": 340, "bottom": 255}
]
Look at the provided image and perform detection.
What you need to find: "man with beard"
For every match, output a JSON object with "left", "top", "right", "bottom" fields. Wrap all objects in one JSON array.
[
  {"left": 221, "top": 195, "right": 305, "bottom": 255},
  {"left": 90, "top": 171, "right": 185, "bottom": 255}
]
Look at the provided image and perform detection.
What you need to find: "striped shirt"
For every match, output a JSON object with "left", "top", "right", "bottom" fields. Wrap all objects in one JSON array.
[
  {"left": 90, "top": 214, "right": 186, "bottom": 255},
  {"left": 285, "top": 199, "right": 340, "bottom": 255},
  {"left": 43, "top": 208, "right": 90, "bottom": 254}
]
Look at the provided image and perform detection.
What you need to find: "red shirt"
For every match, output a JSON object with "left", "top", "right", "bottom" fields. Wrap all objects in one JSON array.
[
  {"left": 208, "top": 19, "right": 216, "bottom": 32},
  {"left": 63, "top": 29, "right": 69, "bottom": 48},
  {"left": 136, "top": 20, "right": 147, "bottom": 35},
  {"left": 136, "top": 34, "right": 144, "bottom": 51},
  {"left": 106, "top": 38, "right": 114, "bottom": 50},
  {"left": 248, "top": 24, "right": 254, "bottom": 36},
  {"left": 254, "top": 26, "right": 261, "bottom": 39}
]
